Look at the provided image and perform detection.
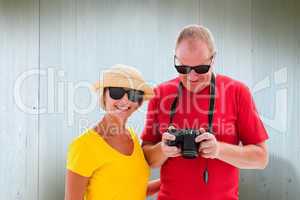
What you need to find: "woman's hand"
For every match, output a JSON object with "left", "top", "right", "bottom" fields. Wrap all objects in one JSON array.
[{"left": 146, "top": 179, "right": 161, "bottom": 196}]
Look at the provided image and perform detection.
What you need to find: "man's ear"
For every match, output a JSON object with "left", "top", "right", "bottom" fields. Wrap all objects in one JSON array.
[{"left": 211, "top": 52, "right": 216, "bottom": 66}]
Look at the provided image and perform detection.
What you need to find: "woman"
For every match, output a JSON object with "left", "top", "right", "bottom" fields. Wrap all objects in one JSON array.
[{"left": 65, "top": 64, "right": 160, "bottom": 200}]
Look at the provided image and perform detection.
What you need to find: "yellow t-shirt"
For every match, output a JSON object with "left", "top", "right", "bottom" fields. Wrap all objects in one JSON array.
[{"left": 67, "top": 128, "right": 150, "bottom": 200}]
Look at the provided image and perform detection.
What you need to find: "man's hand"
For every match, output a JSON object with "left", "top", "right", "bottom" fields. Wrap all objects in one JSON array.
[
  {"left": 142, "top": 132, "right": 181, "bottom": 168},
  {"left": 161, "top": 132, "right": 181, "bottom": 157},
  {"left": 195, "top": 128, "right": 220, "bottom": 159}
]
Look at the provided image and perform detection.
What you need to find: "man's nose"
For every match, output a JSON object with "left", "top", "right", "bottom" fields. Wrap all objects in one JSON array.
[{"left": 187, "top": 69, "right": 199, "bottom": 80}]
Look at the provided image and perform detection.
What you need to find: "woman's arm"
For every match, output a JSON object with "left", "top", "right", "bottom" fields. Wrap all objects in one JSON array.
[
  {"left": 146, "top": 179, "right": 161, "bottom": 196},
  {"left": 65, "top": 170, "right": 89, "bottom": 200}
]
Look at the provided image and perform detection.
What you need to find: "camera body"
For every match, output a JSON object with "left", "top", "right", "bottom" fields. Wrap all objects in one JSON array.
[{"left": 166, "top": 127, "right": 201, "bottom": 159}]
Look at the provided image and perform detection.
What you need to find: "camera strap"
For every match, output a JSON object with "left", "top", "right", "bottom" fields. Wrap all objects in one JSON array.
[
  {"left": 169, "top": 73, "right": 216, "bottom": 184},
  {"left": 169, "top": 73, "right": 216, "bottom": 133}
]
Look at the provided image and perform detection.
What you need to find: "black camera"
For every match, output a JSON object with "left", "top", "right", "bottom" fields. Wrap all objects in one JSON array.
[{"left": 166, "top": 126, "right": 200, "bottom": 159}]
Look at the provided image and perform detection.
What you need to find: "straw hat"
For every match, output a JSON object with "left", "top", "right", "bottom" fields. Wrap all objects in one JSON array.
[{"left": 93, "top": 64, "right": 154, "bottom": 109}]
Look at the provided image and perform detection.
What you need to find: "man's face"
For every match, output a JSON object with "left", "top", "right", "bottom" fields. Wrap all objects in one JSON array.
[{"left": 175, "top": 39, "right": 214, "bottom": 93}]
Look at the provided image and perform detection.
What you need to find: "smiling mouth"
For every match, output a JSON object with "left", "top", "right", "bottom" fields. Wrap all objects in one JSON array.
[{"left": 115, "top": 105, "right": 131, "bottom": 111}]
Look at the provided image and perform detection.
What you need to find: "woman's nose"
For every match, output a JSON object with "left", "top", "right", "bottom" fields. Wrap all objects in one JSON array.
[{"left": 120, "top": 93, "right": 129, "bottom": 102}]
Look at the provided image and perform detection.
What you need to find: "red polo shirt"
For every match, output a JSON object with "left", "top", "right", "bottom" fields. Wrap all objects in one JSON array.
[{"left": 141, "top": 74, "right": 269, "bottom": 200}]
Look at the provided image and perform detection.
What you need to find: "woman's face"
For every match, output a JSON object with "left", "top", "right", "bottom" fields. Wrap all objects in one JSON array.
[{"left": 104, "top": 88, "right": 142, "bottom": 121}]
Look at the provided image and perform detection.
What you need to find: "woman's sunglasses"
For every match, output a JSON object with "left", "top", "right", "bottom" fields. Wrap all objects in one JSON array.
[
  {"left": 174, "top": 55, "right": 213, "bottom": 74},
  {"left": 107, "top": 87, "right": 144, "bottom": 103}
]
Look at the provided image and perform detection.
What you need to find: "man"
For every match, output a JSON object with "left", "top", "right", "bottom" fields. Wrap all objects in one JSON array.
[{"left": 141, "top": 25, "right": 269, "bottom": 200}]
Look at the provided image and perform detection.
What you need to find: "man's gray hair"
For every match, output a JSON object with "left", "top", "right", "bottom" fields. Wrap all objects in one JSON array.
[{"left": 176, "top": 24, "right": 216, "bottom": 55}]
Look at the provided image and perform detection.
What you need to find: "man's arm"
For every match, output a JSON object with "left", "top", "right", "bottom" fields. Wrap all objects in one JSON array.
[
  {"left": 217, "top": 142, "right": 268, "bottom": 169},
  {"left": 196, "top": 130, "right": 269, "bottom": 169},
  {"left": 142, "top": 142, "right": 167, "bottom": 168},
  {"left": 218, "top": 83, "right": 269, "bottom": 169},
  {"left": 142, "top": 133, "right": 181, "bottom": 168}
]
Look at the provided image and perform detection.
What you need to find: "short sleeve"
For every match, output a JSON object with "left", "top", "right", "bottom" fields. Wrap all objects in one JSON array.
[
  {"left": 141, "top": 87, "right": 162, "bottom": 143},
  {"left": 67, "top": 138, "right": 99, "bottom": 177},
  {"left": 237, "top": 84, "right": 269, "bottom": 145}
]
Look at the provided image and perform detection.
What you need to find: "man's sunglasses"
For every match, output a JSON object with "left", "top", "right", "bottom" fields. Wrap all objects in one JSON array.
[
  {"left": 174, "top": 55, "right": 213, "bottom": 74},
  {"left": 107, "top": 87, "right": 144, "bottom": 103}
]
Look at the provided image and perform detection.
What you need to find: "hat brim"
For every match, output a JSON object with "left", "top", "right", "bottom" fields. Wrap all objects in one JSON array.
[{"left": 93, "top": 78, "right": 154, "bottom": 101}]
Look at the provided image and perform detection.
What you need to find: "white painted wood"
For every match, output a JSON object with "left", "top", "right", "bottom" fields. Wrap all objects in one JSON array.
[
  {"left": 0, "top": 0, "right": 299, "bottom": 200},
  {"left": 0, "top": 0, "right": 39, "bottom": 199},
  {"left": 239, "top": 0, "right": 300, "bottom": 199}
]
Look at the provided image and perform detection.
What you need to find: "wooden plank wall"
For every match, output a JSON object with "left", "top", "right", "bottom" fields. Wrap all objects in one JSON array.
[
  {"left": 0, "top": 0, "right": 39, "bottom": 199},
  {"left": 0, "top": 0, "right": 299, "bottom": 199}
]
